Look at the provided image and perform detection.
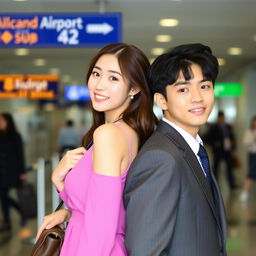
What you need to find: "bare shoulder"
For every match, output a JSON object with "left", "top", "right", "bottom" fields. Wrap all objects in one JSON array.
[
  {"left": 93, "top": 123, "right": 126, "bottom": 146},
  {"left": 92, "top": 123, "right": 128, "bottom": 177}
]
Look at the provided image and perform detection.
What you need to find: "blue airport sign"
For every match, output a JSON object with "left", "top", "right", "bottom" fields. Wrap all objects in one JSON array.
[
  {"left": 0, "top": 13, "right": 122, "bottom": 47},
  {"left": 64, "top": 85, "right": 90, "bottom": 101}
]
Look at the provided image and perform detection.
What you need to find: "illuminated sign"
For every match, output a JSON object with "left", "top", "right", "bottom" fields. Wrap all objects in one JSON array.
[
  {"left": 0, "top": 13, "right": 122, "bottom": 47},
  {"left": 0, "top": 74, "right": 59, "bottom": 99},
  {"left": 64, "top": 85, "right": 90, "bottom": 101},
  {"left": 214, "top": 83, "right": 242, "bottom": 98}
]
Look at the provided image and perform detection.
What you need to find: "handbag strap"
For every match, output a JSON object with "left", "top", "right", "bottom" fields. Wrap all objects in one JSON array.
[
  {"left": 54, "top": 140, "right": 93, "bottom": 212},
  {"left": 55, "top": 200, "right": 64, "bottom": 212}
]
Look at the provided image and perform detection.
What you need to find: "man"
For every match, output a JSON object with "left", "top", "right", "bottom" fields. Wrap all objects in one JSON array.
[
  {"left": 124, "top": 44, "right": 227, "bottom": 256},
  {"left": 206, "top": 111, "right": 237, "bottom": 189}
]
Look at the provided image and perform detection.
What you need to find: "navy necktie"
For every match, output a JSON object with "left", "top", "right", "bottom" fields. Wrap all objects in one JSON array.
[{"left": 197, "top": 144, "right": 212, "bottom": 187}]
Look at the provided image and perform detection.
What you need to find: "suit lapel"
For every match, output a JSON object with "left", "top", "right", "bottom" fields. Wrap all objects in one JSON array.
[
  {"left": 183, "top": 150, "right": 219, "bottom": 219},
  {"left": 156, "top": 121, "right": 221, "bottom": 226}
]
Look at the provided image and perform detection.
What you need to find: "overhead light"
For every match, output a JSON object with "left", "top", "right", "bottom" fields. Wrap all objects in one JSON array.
[
  {"left": 49, "top": 67, "right": 60, "bottom": 75},
  {"left": 13, "top": 0, "right": 28, "bottom": 2},
  {"left": 34, "top": 58, "right": 46, "bottom": 66},
  {"left": 253, "top": 35, "right": 256, "bottom": 42},
  {"left": 159, "top": 19, "right": 179, "bottom": 27},
  {"left": 14, "top": 48, "right": 29, "bottom": 56},
  {"left": 151, "top": 48, "right": 165, "bottom": 56},
  {"left": 217, "top": 58, "right": 226, "bottom": 66},
  {"left": 228, "top": 47, "right": 242, "bottom": 55},
  {"left": 155, "top": 35, "right": 172, "bottom": 43}
]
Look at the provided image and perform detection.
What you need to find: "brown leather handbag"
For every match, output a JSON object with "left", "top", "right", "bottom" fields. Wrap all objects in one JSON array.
[
  {"left": 31, "top": 225, "right": 64, "bottom": 256},
  {"left": 31, "top": 201, "right": 64, "bottom": 256}
]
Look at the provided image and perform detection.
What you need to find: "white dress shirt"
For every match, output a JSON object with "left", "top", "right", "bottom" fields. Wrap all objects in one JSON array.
[{"left": 162, "top": 117, "right": 207, "bottom": 177}]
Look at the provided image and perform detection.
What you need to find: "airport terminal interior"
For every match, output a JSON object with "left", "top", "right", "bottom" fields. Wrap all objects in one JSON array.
[{"left": 1, "top": 0, "right": 256, "bottom": 255}]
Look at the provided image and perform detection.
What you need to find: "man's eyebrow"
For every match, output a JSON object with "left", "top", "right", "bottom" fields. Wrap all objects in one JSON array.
[
  {"left": 200, "top": 78, "right": 211, "bottom": 83},
  {"left": 174, "top": 81, "right": 190, "bottom": 86},
  {"left": 174, "top": 78, "right": 212, "bottom": 86}
]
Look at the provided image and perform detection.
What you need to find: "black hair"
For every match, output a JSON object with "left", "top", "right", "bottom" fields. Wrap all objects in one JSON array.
[
  {"left": 66, "top": 120, "right": 74, "bottom": 127},
  {"left": 218, "top": 111, "right": 225, "bottom": 117},
  {"left": 0, "top": 113, "right": 17, "bottom": 136},
  {"left": 148, "top": 43, "right": 219, "bottom": 98}
]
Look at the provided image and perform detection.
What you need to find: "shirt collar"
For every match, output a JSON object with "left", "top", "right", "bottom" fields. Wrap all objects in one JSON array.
[{"left": 162, "top": 117, "right": 203, "bottom": 155}]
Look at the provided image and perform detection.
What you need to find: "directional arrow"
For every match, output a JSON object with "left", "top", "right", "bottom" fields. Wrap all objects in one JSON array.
[{"left": 86, "top": 22, "right": 113, "bottom": 35}]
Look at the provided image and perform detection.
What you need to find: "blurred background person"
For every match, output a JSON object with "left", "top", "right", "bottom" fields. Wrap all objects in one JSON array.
[
  {"left": 240, "top": 115, "right": 256, "bottom": 201},
  {"left": 79, "top": 118, "right": 90, "bottom": 138},
  {"left": 57, "top": 119, "right": 81, "bottom": 156},
  {"left": 206, "top": 110, "right": 238, "bottom": 190},
  {"left": 0, "top": 113, "right": 27, "bottom": 232}
]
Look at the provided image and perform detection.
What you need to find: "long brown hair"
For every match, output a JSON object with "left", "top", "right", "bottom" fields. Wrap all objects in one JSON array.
[{"left": 82, "top": 43, "right": 158, "bottom": 148}]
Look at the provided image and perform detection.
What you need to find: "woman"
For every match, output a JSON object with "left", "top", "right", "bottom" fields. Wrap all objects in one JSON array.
[
  {"left": 36, "top": 43, "right": 157, "bottom": 255},
  {"left": 240, "top": 115, "right": 256, "bottom": 201},
  {"left": 0, "top": 113, "right": 26, "bottom": 232}
]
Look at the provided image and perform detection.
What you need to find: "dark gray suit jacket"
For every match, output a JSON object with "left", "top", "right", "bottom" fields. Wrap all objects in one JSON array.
[{"left": 124, "top": 120, "right": 227, "bottom": 256}]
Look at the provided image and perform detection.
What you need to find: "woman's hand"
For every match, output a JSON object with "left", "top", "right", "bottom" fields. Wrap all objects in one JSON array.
[
  {"left": 52, "top": 147, "right": 87, "bottom": 191},
  {"left": 36, "top": 209, "right": 72, "bottom": 241}
]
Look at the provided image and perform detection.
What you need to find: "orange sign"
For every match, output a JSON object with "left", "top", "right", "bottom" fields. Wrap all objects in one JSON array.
[{"left": 0, "top": 74, "right": 59, "bottom": 99}]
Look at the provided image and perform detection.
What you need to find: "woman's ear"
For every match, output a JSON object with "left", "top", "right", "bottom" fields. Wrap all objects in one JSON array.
[
  {"left": 129, "top": 87, "right": 141, "bottom": 97},
  {"left": 154, "top": 93, "right": 167, "bottom": 110}
]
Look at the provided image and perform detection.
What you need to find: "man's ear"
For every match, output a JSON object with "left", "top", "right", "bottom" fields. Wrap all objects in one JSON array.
[
  {"left": 129, "top": 87, "right": 140, "bottom": 97},
  {"left": 154, "top": 93, "right": 168, "bottom": 110}
]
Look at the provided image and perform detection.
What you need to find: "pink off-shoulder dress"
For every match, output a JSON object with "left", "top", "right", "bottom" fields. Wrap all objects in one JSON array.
[{"left": 58, "top": 123, "right": 131, "bottom": 256}]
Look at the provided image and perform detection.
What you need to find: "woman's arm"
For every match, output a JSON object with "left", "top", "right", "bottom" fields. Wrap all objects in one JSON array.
[
  {"left": 81, "top": 124, "right": 127, "bottom": 255},
  {"left": 52, "top": 147, "right": 87, "bottom": 192},
  {"left": 93, "top": 123, "right": 127, "bottom": 176}
]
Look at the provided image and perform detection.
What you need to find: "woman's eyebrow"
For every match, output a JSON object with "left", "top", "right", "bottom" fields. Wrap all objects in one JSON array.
[{"left": 108, "top": 70, "right": 122, "bottom": 76}]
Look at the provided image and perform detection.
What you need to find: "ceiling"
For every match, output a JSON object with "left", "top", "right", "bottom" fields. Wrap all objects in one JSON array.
[{"left": 0, "top": 0, "right": 256, "bottom": 86}]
